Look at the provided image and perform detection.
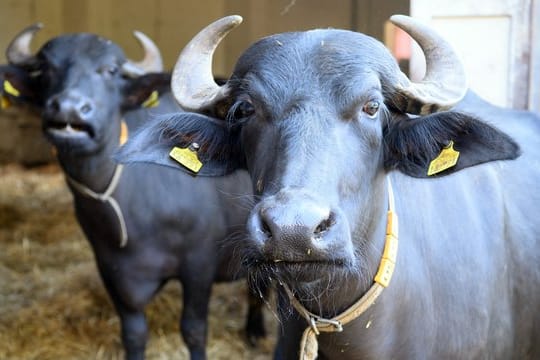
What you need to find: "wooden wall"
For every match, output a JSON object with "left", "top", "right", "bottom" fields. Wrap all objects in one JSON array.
[
  {"left": 0, "top": 0, "right": 408, "bottom": 164},
  {"left": 0, "top": 0, "right": 408, "bottom": 81},
  {"left": 4, "top": 0, "right": 537, "bottom": 163},
  {"left": 0, "top": 0, "right": 228, "bottom": 73}
]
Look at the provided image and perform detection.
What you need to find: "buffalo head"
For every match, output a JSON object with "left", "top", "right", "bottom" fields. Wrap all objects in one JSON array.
[
  {"left": 117, "top": 16, "right": 519, "bottom": 306},
  {"left": 1, "top": 24, "right": 169, "bottom": 155}
]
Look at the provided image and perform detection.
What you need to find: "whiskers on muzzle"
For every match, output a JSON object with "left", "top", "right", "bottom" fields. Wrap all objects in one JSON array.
[{"left": 242, "top": 247, "right": 363, "bottom": 318}]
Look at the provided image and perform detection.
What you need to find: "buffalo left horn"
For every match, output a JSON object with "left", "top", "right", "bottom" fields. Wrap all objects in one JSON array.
[
  {"left": 121, "top": 31, "right": 163, "bottom": 77},
  {"left": 171, "top": 15, "right": 243, "bottom": 112},
  {"left": 390, "top": 15, "right": 468, "bottom": 115},
  {"left": 6, "top": 23, "right": 43, "bottom": 65}
]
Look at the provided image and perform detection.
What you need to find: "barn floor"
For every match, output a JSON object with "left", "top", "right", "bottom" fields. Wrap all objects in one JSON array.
[{"left": 0, "top": 163, "right": 277, "bottom": 359}]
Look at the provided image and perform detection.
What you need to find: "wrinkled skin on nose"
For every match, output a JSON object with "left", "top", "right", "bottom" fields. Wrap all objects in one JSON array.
[
  {"left": 47, "top": 92, "right": 95, "bottom": 119},
  {"left": 248, "top": 188, "right": 355, "bottom": 273}
]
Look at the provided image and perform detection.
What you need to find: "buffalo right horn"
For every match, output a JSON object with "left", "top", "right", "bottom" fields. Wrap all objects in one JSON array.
[
  {"left": 171, "top": 15, "right": 242, "bottom": 112},
  {"left": 121, "top": 30, "right": 164, "bottom": 77},
  {"left": 390, "top": 15, "right": 468, "bottom": 115},
  {"left": 6, "top": 23, "right": 43, "bottom": 65}
]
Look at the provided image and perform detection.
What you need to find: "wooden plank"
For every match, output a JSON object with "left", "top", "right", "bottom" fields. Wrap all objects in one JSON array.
[
  {"left": 106, "top": 0, "right": 159, "bottom": 60},
  {"left": 33, "top": 0, "right": 64, "bottom": 47},
  {"left": 0, "top": 0, "right": 34, "bottom": 62},
  {"left": 62, "top": 0, "right": 90, "bottom": 32},
  {"left": 86, "top": 0, "right": 112, "bottom": 37},
  {"left": 156, "top": 0, "right": 226, "bottom": 72},
  {"left": 353, "top": 0, "right": 410, "bottom": 40}
]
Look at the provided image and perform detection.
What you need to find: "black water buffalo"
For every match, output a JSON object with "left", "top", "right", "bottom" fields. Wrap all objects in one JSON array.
[
  {"left": 116, "top": 15, "right": 540, "bottom": 359},
  {"left": 1, "top": 24, "right": 266, "bottom": 360}
]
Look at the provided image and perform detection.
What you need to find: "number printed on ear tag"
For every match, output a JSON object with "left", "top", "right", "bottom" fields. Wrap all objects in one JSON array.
[
  {"left": 3, "top": 80, "right": 20, "bottom": 97},
  {"left": 427, "top": 141, "right": 460, "bottom": 176},
  {"left": 169, "top": 146, "right": 203, "bottom": 173},
  {"left": 142, "top": 90, "right": 160, "bottom": 108}
]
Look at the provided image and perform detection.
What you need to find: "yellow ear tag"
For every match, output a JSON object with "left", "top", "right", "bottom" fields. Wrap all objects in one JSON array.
[
  {"left": 169, "top": 144, "right": 203, "bottom": 173},
  {"left": 427, "top": 140, "right": 460, "bottom": 176},
  {"left": 119, "top": 120, "right": 129, "bottom": 146},
  {"left": 142, "top": 90, "right": 159, "bottom": 108},
  {"left": 3, "top": 80, "right": 20, "bottom": 97},
  {"left": 1, "top": 95, "right": 11, "bottom": 109}
]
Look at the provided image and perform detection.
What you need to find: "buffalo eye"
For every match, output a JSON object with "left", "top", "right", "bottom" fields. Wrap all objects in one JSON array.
[
  {"left": 229, "top": 98, "right": 255, "bottom": 122},
  {"left": 362, "top": 100, "right": 380, "bottom": 118},
  {"left": 99, "top": 65, "right": 118, "bottom": 76},
  {"left": 29, "top": 69, "right": 43, "bottom": 78},
  {"left": 107, "top": 66, "right": 119, "bottom": 75}
]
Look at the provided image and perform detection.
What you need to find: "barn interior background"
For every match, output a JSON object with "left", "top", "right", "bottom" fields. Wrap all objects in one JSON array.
[{"left": 0, "top": 0, "right": 538, "bottom": 358}]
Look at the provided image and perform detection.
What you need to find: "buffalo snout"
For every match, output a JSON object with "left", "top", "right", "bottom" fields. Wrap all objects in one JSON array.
[
  {"left": 247, "top": 189, "right": 354, "bottom": 266},
  {"left": 46, "top": 92, "right": 95, "bottom": 121}
]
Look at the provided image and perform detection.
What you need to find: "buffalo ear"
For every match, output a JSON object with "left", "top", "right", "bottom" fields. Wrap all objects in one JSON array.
[
  {"left": 121, "top": 73, "right": 171, "bottom": 111},
  {"left": 114, "top": 112, "right": 245, "bottom": 177},
  {"left": 1, "top": 65, "right": 41, "bottom": 107},
  {"left": 383, "top": 111, "right": 520, "bottom": 178}
]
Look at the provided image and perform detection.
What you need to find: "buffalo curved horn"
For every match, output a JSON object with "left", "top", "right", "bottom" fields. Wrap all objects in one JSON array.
[
  {"left": 6, "top": 23, "right": 43, "bottom": 65},
  {"left": 390, "top": 15, "right": 467, "bottom": 115},
  {"left": 171, "top": 15, "right": 243, "bottom": 112},
  {"left": 121, "top": 31, "right": 163, "bottom": 77}
]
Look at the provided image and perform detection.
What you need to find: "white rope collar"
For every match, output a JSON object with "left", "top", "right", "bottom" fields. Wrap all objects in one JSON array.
[
  {"left": 283, "top": 177, "right": 398, "bottom": 359},
  {"left": 66, "top": 164, "right": 128, "bottom": 247}
]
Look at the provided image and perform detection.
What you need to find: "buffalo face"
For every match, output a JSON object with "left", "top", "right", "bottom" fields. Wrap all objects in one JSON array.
[
  {"left": 116, "top": 16, "right": 520, "bottom": 298},
  {"left": 228, "top": 36, "right": 394, "bottom": 283},
  {"left": 38, "top": 35, "right": 127, "bottom": 153},
  {"left": 2, "top": 25, "right": 167, "bottom": 155}
]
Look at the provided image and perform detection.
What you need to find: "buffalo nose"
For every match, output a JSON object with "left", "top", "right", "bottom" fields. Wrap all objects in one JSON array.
[
  {"left": 48, "top": 95, "right": 94, "bottom": 119},
  {"left": 259, "top": 206, "right": 334, "bottom": 241},
  {"left": 250, "top": 195, "right": 337, "bottom": 259}
]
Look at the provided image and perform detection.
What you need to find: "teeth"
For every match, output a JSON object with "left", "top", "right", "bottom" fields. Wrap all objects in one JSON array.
[
  {"left": 66, "top": 124, "right": 84, "bottom": 132},
  {"left": 71, "top": 124, "right": 85, "bottom": 131},
  {"left": 51, "top": 123, "right": 85, "bottom": 133},
  {"left": 273, "top": 259, "right": 283, "bottom": 263},
  {"left": 48, "top": 122, "right": 89, "bottom": 137}
]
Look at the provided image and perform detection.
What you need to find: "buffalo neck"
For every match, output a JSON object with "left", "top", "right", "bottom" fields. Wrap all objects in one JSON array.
[
  {"left": 287, "top": 173, "right": 390, "bottom": 318},
  {"left": 56, "top": 127, "right": 122, "bottom": 194}
]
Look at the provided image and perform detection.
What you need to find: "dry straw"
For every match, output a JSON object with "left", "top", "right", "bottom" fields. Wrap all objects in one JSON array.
[{"left": 0, "top": 164, "right": 276, "bottom": 360}]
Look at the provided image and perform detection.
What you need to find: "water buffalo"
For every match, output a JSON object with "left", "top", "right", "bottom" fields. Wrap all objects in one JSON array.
[
  {"left": 116, "top": 15, "right": 540, "bottom": 359},
  {"left": 1, "top": 24, "right": 266, "bottom": 360}
]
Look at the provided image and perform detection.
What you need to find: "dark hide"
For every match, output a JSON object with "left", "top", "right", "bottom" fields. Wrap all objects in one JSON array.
[
  {"left": 115, "top": 112, "right": 245, "bottom": 176},
  {"left": 1, "top": 31, "right": 265, "bottom": 360},
  {"left": 116, "top": 26, "right": 540, "bottom": 360},
  {"left": 121, "top": 72, "right": 172, "bottom": 111},
  {"left": 383, "top": 111, "right": 521, "bottom": 177},
  {"left": 1, "top": 64, "right": 41, "bottom": 105}
]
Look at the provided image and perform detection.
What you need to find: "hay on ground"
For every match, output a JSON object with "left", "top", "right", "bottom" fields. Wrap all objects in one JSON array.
[{"left": 0, "top": 163, "right": 277, "bottom": 359}]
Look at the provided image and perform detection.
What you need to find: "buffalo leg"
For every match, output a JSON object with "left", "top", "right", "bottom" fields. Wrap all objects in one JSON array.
[
  {"left": 117, "top": 306, "right": 149, "bottom": 360},
  {"left": 245, "top": 279, "right": 268, "bottom": 346},
  {"left": 99, "top": 270, "right": 160, "bottom": 360},
  {"left": 180, "top": 276, "right": 213, "bottom": 360},
  {"left": 273, "top": 288, "right": 306, "bottom": 360}
]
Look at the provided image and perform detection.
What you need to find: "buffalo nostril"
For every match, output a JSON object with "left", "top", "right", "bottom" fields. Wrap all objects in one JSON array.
[
  {"left": 261, "top": 218, "right": 272, "bottom": 239},
  {"left": 314, "top": 212, "right": 336, "bottom": 237},
  {"left": 50, "top": 99, "right": 60, "bottom": 113},
  {"left": 80, "top": 103, "right": 92, "bottom": 115}
]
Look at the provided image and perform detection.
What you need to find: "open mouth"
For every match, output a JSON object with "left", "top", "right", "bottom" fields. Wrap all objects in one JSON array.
[{"left": 45, "top": 120, "right": 95, "bottom": 138}]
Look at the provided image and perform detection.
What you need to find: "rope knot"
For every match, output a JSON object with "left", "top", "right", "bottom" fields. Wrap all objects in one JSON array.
[{"left": 309, "top": 316, "right": 343, "bottom": 335}]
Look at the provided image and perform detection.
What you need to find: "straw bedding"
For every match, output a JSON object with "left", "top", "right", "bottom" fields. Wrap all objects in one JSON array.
[{"left": 0, "top": 163, "right": 276, "bottom": 359}]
